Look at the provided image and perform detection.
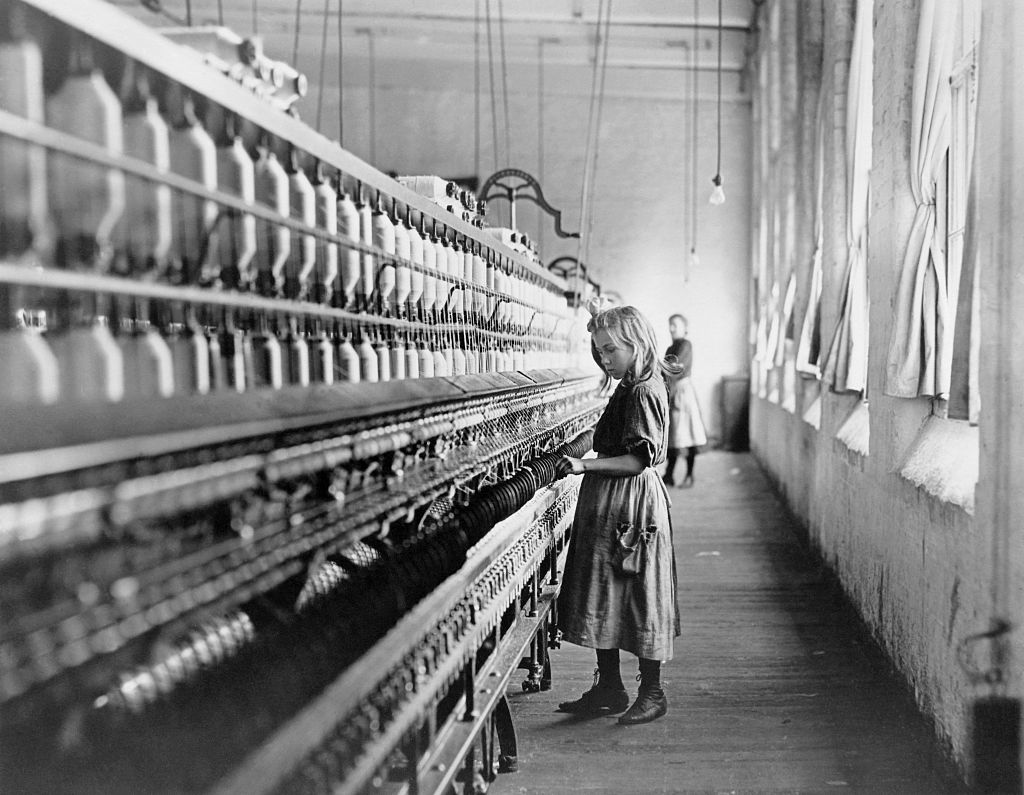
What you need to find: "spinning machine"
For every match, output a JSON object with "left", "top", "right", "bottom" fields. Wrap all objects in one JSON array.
[{"left": 0, "top": 2, "right": 604, "bottom": 791}]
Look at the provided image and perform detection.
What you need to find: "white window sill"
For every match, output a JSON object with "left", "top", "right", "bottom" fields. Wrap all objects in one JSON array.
[
  {"left": 897, "top": 416, "right": 978, "bottom": 513},
  {"left": 836, "top": 400, "right": 870, "bottom": 456},
  {"left": 781, "top": 389, "right": 796, "bottom": 414},
  {"left": 802, "top": 393, "right": 822, "bottom": 429}
]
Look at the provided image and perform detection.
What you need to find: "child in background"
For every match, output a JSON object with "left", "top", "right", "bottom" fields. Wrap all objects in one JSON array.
[{"left": 663, "top": 313, "right": 707, "bottom": 487}]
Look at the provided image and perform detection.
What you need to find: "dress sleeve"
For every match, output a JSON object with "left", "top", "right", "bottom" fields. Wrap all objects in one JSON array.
[
  {"left": 665, "top": 340, "right": 692, "bottom": 380},
  {"left": 621, "top": 382, "right": 666, "bottom": 467},
  {"left": 678, "top": 340, "right": 693, "bottom": 378}
]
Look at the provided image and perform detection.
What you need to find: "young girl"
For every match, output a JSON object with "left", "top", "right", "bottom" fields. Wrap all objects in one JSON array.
[
  {"left": 554, "top": 304, "right": 681, "bottom": 725},
  {"left": 664, "top": 313, "right": 707, "bottom": 487}
]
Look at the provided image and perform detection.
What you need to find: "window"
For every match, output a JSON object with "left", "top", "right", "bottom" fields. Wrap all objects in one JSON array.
[{"left": 945, "top": 0, "right": 980, "bottom": 422}]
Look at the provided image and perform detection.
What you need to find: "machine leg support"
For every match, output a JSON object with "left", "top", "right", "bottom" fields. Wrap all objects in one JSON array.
[
  {"left": 548, "top": 602, "right": 562, "bottom": 650},
  {"left": 458, "top": 743, "right": 487, "bottom": 795},
  {"left": 521, "top": 662, "right": 543, "bottom": 693},
  {"left": 494, "top": 695, "right": 518, "bottom": 774},
  {"left": 521, "top": 618, "right": 553, "bottom": 692}
]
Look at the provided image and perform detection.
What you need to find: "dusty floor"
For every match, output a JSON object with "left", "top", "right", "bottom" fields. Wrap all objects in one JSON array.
[{"left": 490, "top": 451, "right": 967, "bottom": 795}]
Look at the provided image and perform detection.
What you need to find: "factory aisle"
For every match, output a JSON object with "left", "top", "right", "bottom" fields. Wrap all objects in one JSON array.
[{"left": 491, "top": 451, "right": 967, "bottom": 794}]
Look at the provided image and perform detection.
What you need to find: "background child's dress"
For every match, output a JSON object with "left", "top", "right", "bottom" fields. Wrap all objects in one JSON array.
[
  {"left": 666, "top": 337, "right": 708, "bottom": 449},
  {"left": 557, "top": 377, "right": 680, "bottom": 660}
]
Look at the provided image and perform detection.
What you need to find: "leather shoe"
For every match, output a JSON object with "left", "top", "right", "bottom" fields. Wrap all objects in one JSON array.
[
  {"left": 557, "top": 671, "right": 630, "bottom": 714},
  {"left": 617, "top": 685, "right": 668, "bottom": 725}
]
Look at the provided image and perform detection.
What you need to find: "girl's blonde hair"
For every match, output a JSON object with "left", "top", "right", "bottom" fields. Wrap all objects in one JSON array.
[{"left": 588, "top": 305, "right": 683, "bottom": 384}]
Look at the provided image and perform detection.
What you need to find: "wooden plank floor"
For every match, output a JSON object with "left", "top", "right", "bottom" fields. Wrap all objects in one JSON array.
[{"left": 490, "top": 451, "right": 967, "bottom": 795}]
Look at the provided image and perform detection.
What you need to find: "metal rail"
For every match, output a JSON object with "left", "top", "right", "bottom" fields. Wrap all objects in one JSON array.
[
  {"left": 0, "top": 368, "right": 595, "bottom": 476},
  {"left": 0, "top": 398, "right": 600, "bottom": 715}
]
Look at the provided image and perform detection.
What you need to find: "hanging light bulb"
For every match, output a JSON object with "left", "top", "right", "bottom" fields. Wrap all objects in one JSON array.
[
  {"left": 708, "top": 0, "right": 725, "bottom": 207},
  {"left": 689, "top": 246, "right": 700, "bottom": 269},
  {"left": 709, "top": 174, "right": 725, "bottom": 205}
]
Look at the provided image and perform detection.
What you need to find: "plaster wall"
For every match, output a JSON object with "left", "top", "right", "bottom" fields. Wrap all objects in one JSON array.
[
  {"left": 973, "top": 0, "right": 1024, "bottom": 784},
  {"left": 748, "top": 0, "right": 1001, "bottom": 779}
]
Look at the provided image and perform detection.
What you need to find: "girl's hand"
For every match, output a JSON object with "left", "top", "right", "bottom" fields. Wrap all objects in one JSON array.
[{"left": 556, "top": 456, "right": 587, "bottom": 478}]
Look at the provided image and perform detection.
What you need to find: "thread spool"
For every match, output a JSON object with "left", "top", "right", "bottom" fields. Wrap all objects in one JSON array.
[
  {"left": 253, "top": 139, "right": 290, "bottom": 295},
  {"left": 167, "top": 90, "right": 218, "bottom": 285},
  {"left": 120, "top": 67, "right": 172, "bottom": 277},
  {"left": 46, "top": 36, "right": 125, "bottom": 272},
  {"left": 214, "top": 115, "right": 257, "bottom": 289},
  {"left": 336, "top": 179, "right": 361, "bottom": 308},
  {"left": 313, "top": 163, "right": 338, "bottom": 305},
  {"left": 0, "top": 7, "right": 50, "bottom": 261},
  {"left": 285, "top": 148, "right": 316, "bottom": 300}
]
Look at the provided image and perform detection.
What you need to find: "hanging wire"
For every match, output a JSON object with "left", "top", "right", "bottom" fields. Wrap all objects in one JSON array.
[
  {"left": 216, "top": 0, "right": 224, "bottom": 26},
  {"left": 338, "top": 0, "right": 344, "bottom": 144},
  {"left": 315, "top": 0, "right": 330, "bottom": 130},
  {"left": 681, "top": 37, "right": 694, "bottom": 283},
  {"left": 475, "top": 0, "right": 481, "bottom": 179},
  {"left": 714, "top": 0, "right": 723, "bottom": 183},
  {"left": 576, "top": 0, "right": 608, "bottom": 268},
  {"left": 538, "top": 39, "right": 545, "bottom": 186},
  {"left": 538, "top": 38, "right": 546, "bottom": 254},
  {"left": 292, "top": 0, "right": 303, "bottom": 68},
  {"left": 578, "top": 0, "right": 613, "bottom": 269},
  {"left": 585, "top": 1, "right": 613, "bottom": 263},
  {"left": 690, "top": 0, "right": 700, "bottom": 267},
  {"left": 485, "top": 0, "right": 501, "bottom": 176},
  {"left": 252, "top": 0, "right": 259, "bottom": 35},
  {"left": 497, "top": 0, "right": 513, "bottom": 167},
  {"left": 366, "top": 29, "right": 376, "bottom": 163},
  {"left": 184, "top": 0, "right": 191, "bottom": 25}
]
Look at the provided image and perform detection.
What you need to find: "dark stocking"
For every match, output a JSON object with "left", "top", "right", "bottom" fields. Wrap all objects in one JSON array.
[
  {"left": 638, "top": 657, "right": 661, "bottom": 690},
  {"left": 664, "top": 448, "right": 679, "bottom": 484},
  {"left": 685, "top": 446, "right": 697, "bottom": 479},
  {"left": 597, "top": 648, "right": 623, "bottom": 689}
]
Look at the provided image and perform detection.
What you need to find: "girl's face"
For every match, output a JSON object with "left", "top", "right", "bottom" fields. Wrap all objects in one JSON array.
[{"left": 593, "top": 328, "right": 636, "bottom": 380}]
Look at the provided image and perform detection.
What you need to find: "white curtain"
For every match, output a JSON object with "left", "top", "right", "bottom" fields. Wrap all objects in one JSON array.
[
  {"left": 775, "top": 271, "right": 796, "bottom": 368},
  {"left": 796, "top": 91, "right": 827, "bottom": 378},
  {"left": 765, "top": 280, "right": 781, "bottom": 366},
  {"left": 884, "top": 0, "right": 957, "bottom": 397},
  {"left": 796, "top": 249, "right": 823, "bottom": 377},
  {"left": 967, "top": 234, "right": 980, "bottom": 424},
  {"left": 964, "top": 1, "right": 980, "bottom": 425},
  {"left": 754, "top": 305, "right": 769, "bottom": 399},
  {"left": 823, "top": 0, "right": 872, "bottom": 394}
]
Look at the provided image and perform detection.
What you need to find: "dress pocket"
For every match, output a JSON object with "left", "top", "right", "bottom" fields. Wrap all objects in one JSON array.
[{"left": 611, "top": 522, "right": 659, "bottom": 576}]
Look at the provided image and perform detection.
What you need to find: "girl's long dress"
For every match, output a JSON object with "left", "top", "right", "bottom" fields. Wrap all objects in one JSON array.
[
  {"left": 557, "top": 376, "right": 680, "bottom": 660},
  {"left": 666, "top": 338, "right": 708, "bottom": 449}
]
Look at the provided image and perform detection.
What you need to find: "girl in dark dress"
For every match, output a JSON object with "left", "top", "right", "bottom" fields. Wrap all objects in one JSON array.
[{"left": 554, "top": 305, "right": 681, "bottom": 725}]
